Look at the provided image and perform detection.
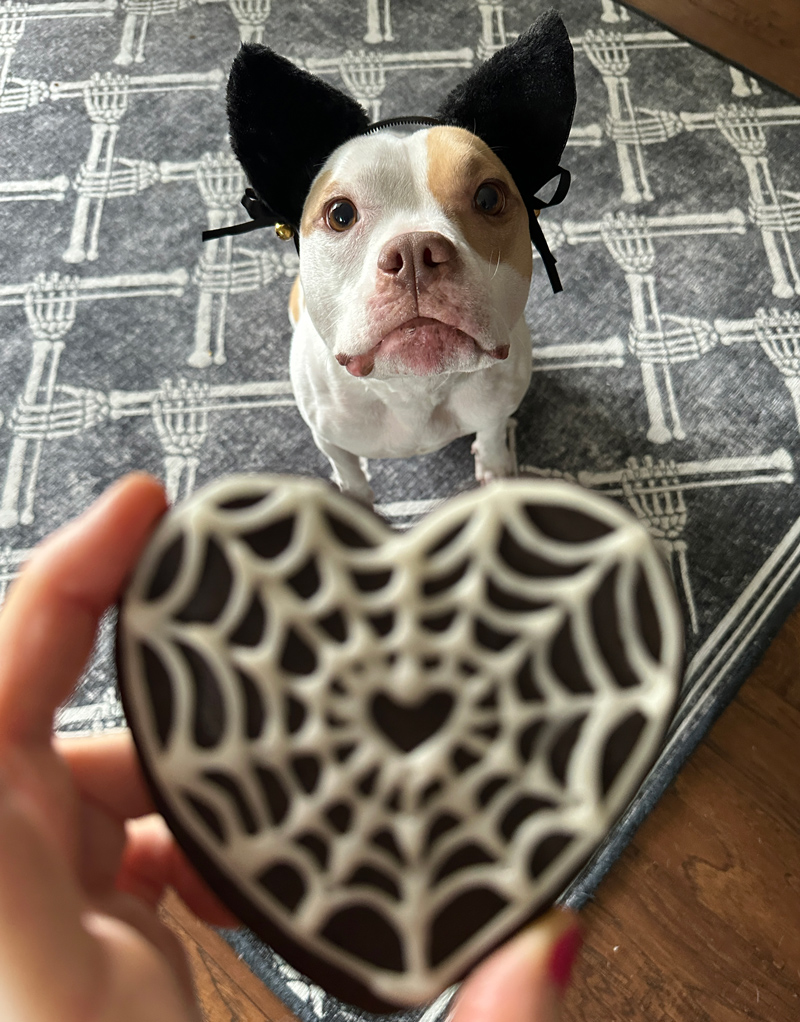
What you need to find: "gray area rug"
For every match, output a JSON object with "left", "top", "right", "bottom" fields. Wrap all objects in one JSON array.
[{"left": 1, "top": 0, "right": 799, "bottom": 1018}]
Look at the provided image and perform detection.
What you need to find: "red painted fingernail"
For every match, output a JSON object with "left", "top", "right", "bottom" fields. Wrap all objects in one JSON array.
[{"left": 548, "top": 925, "right": 583, "bottom": 994}]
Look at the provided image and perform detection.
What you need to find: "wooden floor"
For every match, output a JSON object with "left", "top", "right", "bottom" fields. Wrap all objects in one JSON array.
[
  {"left": 161, "top": 4, "right": 800, "bottom": 1020},
  {"left": 622, "top": 0, "right": 800, "bottom": 98}
]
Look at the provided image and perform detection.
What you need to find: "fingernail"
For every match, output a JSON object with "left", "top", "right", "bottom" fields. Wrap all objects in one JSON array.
[{"left": 548, "top": 923, "right": 583, "bottom": 995}]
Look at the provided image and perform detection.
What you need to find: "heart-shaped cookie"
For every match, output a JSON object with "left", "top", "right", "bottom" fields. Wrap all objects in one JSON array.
[{"left": 116, "top": 476, "right": 682, "bottom": 1011}]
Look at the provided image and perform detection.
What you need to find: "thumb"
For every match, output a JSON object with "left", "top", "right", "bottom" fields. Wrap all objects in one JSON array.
[{"left": 448, "top": 909, "right": 582, "bottom": 1022}]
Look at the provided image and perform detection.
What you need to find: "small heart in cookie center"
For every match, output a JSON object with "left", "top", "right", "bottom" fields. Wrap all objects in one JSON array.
[{"left": 370, "top": 691, "right": 455, "bottom": 752}]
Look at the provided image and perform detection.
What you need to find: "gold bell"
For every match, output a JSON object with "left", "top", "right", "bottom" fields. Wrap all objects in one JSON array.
[{"left": 275, "top": 223, "right": 295, "bottom": 241}]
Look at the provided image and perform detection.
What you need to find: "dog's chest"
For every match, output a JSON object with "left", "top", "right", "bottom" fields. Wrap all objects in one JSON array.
[
  {"left": 293, "top": 339, "right": 470, "bottom": 458},
  {"left": 354, "top": 388, "right": 466, "bottom": 458}
]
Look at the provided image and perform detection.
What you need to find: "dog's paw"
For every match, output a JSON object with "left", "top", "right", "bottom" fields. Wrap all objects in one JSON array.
[
  {"left": 471, "top": 441, "right": 515, "bottom": 486},
  {"left": 341, "top": 484, "right": 375, "bottom": 508},
  {"left": 324, "top": 457, "right": 374, "bottom": 507},
  {"left": 333, "top": 474, "right": 375, "bottom": 507}
]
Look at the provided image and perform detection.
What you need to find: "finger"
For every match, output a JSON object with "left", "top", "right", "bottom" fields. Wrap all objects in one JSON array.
[
  {"left": 118, "top": 814, "right": 240, "bottom": 929},
  {"left": 82, "top": 908, "right": 202, "bottom": 1022},
  {"left": 449, "top": 909, "right": 582, "bottom": 1022},
  {"left": 0, "top": 785, "right": 103, "bottom": 1020},
  {"left": 59, "top": 732, "right": 156, "bottom": 821},
  {"left": 85, "top": 890, "right": 201, "bottom": 1018},
  {"left": 0, "top": 474, "right": 168, "bottom": 745},
  {"left": 74, "top": 799, "right": 129, "bottom": 897}
]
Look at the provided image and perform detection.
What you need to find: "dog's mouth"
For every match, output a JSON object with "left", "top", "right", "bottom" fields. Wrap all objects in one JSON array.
[{"left": 336, "top": 317, "right": 509, "bottom": 378}]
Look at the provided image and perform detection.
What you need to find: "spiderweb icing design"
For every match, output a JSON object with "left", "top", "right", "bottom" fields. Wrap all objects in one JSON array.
[{"left": 117, "top": 476, "right": 682, "bottom": 1007}]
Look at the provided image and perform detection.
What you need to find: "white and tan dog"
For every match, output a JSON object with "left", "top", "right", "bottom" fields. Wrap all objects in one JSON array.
[
  {"left": 222, "top": 11, "right": 576, "bottom": 504},
  {"left": 288, "top": 126, "right": 534, "bottom": 503}
]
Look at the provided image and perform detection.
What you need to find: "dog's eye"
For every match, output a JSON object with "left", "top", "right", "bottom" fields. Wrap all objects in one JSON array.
[
  {"left": 326, "top": 200, "right": 358, "bottom": 232},
  {"left": 474, "top": 182, "right": 505, "bottom": 216}
]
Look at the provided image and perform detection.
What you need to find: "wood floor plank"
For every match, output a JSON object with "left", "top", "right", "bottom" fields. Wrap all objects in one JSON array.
[
  {"left": 159, "top": 890, "right": 299, "bottom": 1022},
  {"left": 622, "top": 0, "right": 800, "bottom": 96}
]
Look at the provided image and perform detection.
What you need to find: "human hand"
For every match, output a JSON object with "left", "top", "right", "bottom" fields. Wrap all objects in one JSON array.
[
  {"left": 0, "top": 474, "right": 582, "bottom": 1022},
  {"left": 0, "top": 474, "right": 237, "bottom": 1021}
]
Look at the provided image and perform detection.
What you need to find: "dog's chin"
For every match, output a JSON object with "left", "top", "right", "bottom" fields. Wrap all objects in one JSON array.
[{"left": 337, "top": 318, "right": 509, "bottom": 379}]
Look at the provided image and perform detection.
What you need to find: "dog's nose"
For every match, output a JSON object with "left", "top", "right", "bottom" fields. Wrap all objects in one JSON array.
[{"left": 377, "top": 232, "right": 456, "bottom": 286}]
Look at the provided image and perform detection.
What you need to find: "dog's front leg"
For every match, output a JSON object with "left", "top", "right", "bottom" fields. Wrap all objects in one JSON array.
[
  {"left": 314, "top": 434, "right": 374, "bottom": 505},
  {"left": 471, "top": 418, "right": 518, "bottom": 485}
]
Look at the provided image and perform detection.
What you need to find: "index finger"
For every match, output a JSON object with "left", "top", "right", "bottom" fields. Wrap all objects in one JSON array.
[{"left": 0, "top": 474, "right": 168, "bottom": 745}]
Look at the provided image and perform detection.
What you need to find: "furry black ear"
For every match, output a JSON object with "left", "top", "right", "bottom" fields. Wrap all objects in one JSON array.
[
  {"left": 226, "top": 45, "right": 370, "bottom": 230},
  {"left": 437, "top": 9, "right": 576, "bottom": 214}
]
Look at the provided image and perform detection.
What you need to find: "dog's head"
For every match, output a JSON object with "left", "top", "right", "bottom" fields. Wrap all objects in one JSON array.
[
  {"left": 295, "top": 124, "right": 535, "bottom": 378},
  {"left": 225, "top": 10, "right": 576, "bottom": 380}
]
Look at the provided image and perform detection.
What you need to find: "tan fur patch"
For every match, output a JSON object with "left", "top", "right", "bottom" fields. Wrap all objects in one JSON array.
[
  {"left": 426, "top": 127, "right": 532, "bottom": 281},
  {"left": 300, "top": 169, "right": 335, "bottom": 236},
  {"left": 288, "top": 276, "right": 305, "bottom": 326}
]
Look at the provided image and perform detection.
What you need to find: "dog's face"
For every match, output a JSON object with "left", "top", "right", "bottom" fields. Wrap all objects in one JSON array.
[{"left": 298, "top": 126, "right": 533, "bottom": 379}]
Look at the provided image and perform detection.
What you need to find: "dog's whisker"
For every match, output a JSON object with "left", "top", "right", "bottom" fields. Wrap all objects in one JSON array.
[{"left": 491, "top": 249, "right": 502, "bottom": 279}]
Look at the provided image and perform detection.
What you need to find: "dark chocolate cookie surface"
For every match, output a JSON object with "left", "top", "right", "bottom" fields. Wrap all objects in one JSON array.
[{"left": 116, "top": 475, "right": 682, "bottom": 1010}]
